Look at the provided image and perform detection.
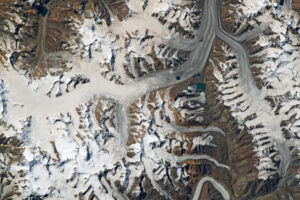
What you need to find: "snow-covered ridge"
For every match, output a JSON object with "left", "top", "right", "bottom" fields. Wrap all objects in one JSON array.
[
  {"left": 78, "top": 0, "right": 201, "bottom": 84},
  {"left": 214, "top": 0, "right": 300, "bottom": 181}
]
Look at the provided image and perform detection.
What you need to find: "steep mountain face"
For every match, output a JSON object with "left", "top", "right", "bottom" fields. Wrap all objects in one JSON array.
[
  {"left": 77, "top": 0, "right": 201, "bottom": 84},
  {"left": 217, "top": 0, "right": 300, "bottom": 199},
  {"left": 0, "top": 0, "right": 300, "bottom": 199}
]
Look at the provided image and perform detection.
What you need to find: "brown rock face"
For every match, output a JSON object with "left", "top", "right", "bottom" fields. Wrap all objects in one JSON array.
[
  {"left": 198, "top": 32, "right": 300, "bottom": 199},
  {"left": 220, "top": 0, "right": 240, "bottom": 34},
  {"left": 0, "top": 131, "right": 24, "bottom": 199},
  {"left": 292, "top": 0, "right": 300, "bottom": 24},
  {"left": 196, "top": 62, "right": 260, "bottom": 200},
  {"left": 124, "top": 58, "right": 274, "bottom": 199},
  {"left": 0, "top": 0, "right": 18, "bottom": 67},
  {"left": 0, "top": 0, "right": 130, "bottom": 79},
  {"left": 10, "top": 0, "right": 83, "bottom": 78}
]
